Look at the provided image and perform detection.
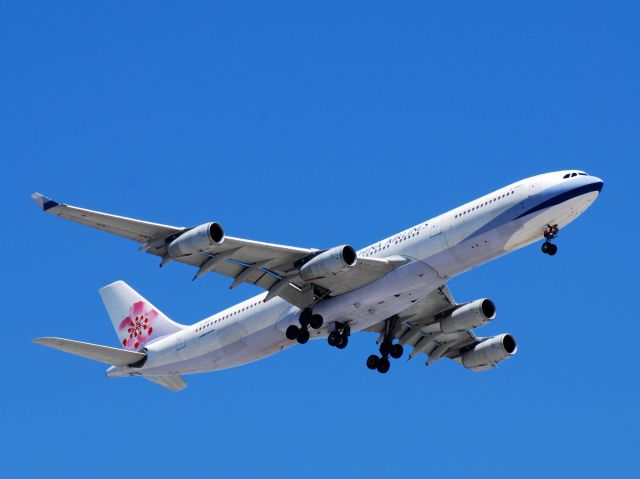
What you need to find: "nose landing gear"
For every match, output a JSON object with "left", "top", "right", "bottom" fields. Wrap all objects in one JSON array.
[
  {"left": 542, "top": 224, "right": 559, "bottom": 256},
  {"left": 285, "top": 307, "right": 324, "bottom": 344}
]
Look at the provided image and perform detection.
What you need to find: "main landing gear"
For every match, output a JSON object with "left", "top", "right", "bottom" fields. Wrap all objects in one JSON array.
[
  {"left": 366, "top": 318, "right": 404, "bottom": 374},
  {"left": 327, "top": 322, "right": 350, "bottom": 350},
  {"left": 542, "top": 224, "right": 559, "bottom": 256},
  {"left": 286, "top": 308, "right": 324, "bottom": 344}
]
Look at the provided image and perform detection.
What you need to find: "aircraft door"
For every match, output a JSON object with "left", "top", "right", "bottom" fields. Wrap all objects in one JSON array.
[{"left": 176, "top": 336, "right": 185, "bottom": 351}]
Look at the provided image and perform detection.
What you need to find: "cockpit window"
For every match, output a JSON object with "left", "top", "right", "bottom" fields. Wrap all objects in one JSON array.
[{"left": 563, "top": 171, "right": 589, "bottom": 179}]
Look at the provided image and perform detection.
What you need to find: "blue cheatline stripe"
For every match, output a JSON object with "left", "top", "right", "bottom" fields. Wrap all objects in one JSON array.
[
  {"left": 462, "top": 180, "right": 602, "bottom": 242},
  {"left": 461, "top": 204, "right": 521, "bottom": 242},
  {"left": 515, "top": 181, "right": 603, "bottom": 220}
]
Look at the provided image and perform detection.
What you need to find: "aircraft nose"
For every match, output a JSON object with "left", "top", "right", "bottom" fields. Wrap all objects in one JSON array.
[{"left": 591, "top": 176, "right": 604, "bottom": 193}]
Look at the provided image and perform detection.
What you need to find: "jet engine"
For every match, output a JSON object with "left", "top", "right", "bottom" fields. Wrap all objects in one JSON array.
[
  {"left": 461, "top": 333, "right": 517, "bottom": 371},
  {"left": 299, "top": 245, "right": 357, "bottom": 281},
  {"left": 439, "top": 299, "right": 496, "bottom": 333},
  {"left": 167, "top": 222, "right": 225, "bottom": 258}
]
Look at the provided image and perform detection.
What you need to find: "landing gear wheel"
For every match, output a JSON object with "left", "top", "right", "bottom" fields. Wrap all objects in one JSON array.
[
  {"left": 296, "top": 328, "right": 310, "bottom": 344},
  {"left": 309, "top": 314, "right": 323, "bottom": 330},
  {"left": 542, "top": 242, "right": 558, "bottom": 255},
  {"left": 336, "top": 335, "right": 348, "bottom": 349},
  {"left": 377, "top": 357, "right": 391, "bottom": 374},
  {"left": 390, "top": 343, "right": 404, "bottom": 359},
  {"left": 299, "top": 308, "right": 312, "bottom": 327},
  {"left": 379, "top": 340, "right": 392, "bottom": 356},
  {"left": 542, "top": 225, "right": 559, "bottom": 256},
  {"left": 328, "top": 331, "right": 341, "bottom": 347},
  {"left": 286, "top": 325, "right": 300, "bottom": 340},
  {"left": 366, "top": 355, "right": 380, "bottom": 370}
]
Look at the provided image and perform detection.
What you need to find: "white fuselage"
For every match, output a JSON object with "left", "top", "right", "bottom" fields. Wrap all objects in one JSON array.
[{"left": 109, "top": 171, "right": 603, "bottom": 378}]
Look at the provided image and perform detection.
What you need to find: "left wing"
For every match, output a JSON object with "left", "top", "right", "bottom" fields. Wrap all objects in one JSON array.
[
  {"left": 32, "top": 193, "right": 405, "bottom": 308},
  {"left": 365, "top": 285, "right": 504, "bottom": 369}
]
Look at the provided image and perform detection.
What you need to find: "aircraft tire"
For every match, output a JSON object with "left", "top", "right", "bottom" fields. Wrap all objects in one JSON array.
[
  {"left": 286, "top": 325, "right": 300, "bottom": 340},
  {"left": 297, "top": 329, "right": 310, "bottom": 344},
  {"left": 336, "top": 335, "right": 348, "bottom": 349},
  {"left": 309, "top": 314, "right": 323, "bottom": 330},
  {"left": 390, "top": 343, "right": 403, "bottom": 359},
  {"left": 379, "top": 340, "right": 392, "bottom": 356},
  {"left": 366, "top": 355, "right": 379, "bottom": 370},
  {"left": 328, "top": 331, "right": 341, "bottom": 347},
  {"left": 299, "top": 308, "right": 312, "bottom": 327},
  {"left": 377, "top": 357, "right": 391, "bottom": 374}
]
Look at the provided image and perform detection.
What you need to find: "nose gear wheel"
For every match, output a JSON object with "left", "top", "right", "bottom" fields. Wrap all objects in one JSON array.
[{"left": 542, "top": 224, "right": 559, "bottom": 256}]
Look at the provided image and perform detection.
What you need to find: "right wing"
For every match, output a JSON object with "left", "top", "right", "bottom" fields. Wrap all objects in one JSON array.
[
  {"left": 32, "top": 193, "right": 407, "bottom": 309},
  {"left": 364, "top": 285, "right": 495, "bottom": 368}
]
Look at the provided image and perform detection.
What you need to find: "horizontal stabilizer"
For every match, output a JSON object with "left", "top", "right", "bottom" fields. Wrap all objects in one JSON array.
[
  {"left": 144, "top": 375, "right": 187, "bottom": 392},
  {"left": 33, "top": 337, "right": 146, "bottom": 367}
]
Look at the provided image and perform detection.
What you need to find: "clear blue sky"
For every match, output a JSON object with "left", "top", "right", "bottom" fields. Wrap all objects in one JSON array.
[{"left": 2, "top": 1, "right": 638, "bottom": 477}]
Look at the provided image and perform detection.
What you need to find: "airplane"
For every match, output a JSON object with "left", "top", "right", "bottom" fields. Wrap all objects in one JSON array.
[{"left": 32, "top": 170, "right": 603, "bottom": 391}]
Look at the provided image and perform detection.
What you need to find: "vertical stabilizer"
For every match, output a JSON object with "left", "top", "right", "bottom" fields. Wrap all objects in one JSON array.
[{"left": 99, "top": 281, "right": 184, "bottom": 351}]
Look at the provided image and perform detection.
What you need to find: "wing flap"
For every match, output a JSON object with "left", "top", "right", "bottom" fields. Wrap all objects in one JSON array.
[
  {"left": 33, "top": 337, "right": 146, "bottom": 367},
  {"left": 365, "top": 285, "right": 456, "bottom": 335},
  {"left": 313, "top": 256, "right": 407, "bottom": 296}
]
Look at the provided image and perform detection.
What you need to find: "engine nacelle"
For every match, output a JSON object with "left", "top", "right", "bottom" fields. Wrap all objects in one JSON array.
[
  {"left": 439, "top": 298, "right": 496, "bottom": 334},
  {"left": 167, "top": 222, "right": 225, "bottom": 258},
  {"left": 461, "top": 333, "right": 517, "bottom": 371},
  {"left": 299, "top": 245, "right": 357, "bottom": 281}
]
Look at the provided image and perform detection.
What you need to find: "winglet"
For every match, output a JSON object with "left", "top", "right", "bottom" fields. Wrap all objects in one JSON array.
[{"left": 31, "top": 192, "right": 60, "bottom": 211}]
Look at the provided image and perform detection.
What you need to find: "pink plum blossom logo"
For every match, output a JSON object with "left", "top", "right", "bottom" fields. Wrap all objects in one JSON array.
[{"left": 119, "top": 301, "right": 158, "bottom": 350}]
